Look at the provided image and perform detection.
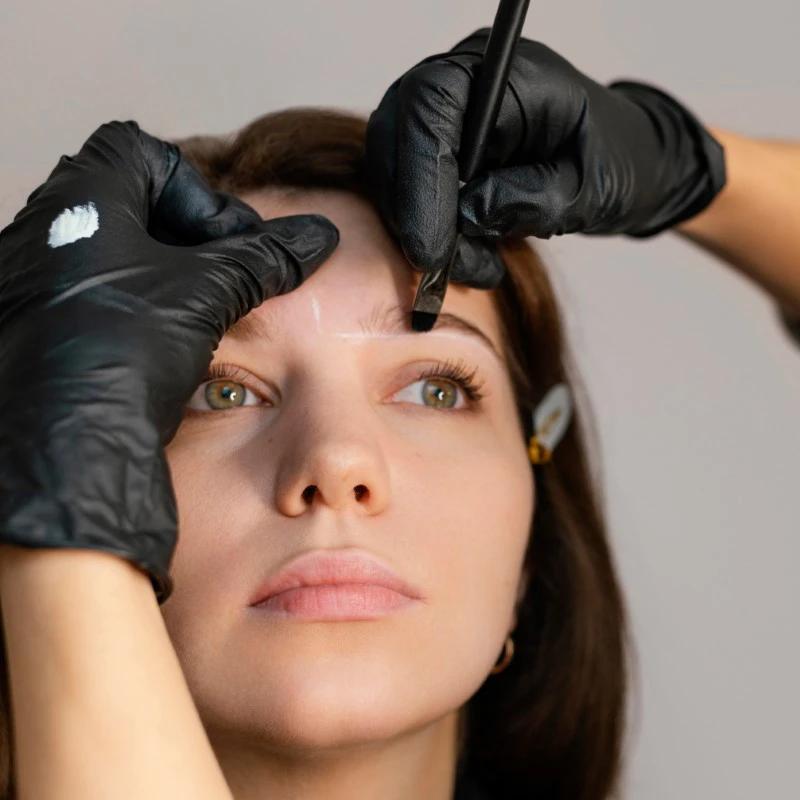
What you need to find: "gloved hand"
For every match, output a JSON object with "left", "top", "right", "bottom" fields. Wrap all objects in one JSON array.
[
  {"left": 0, "top": 120, "right": 339, "bottom": 603},
  {"left": 365, "top": 27, "right": 726, "bottom": 286}
]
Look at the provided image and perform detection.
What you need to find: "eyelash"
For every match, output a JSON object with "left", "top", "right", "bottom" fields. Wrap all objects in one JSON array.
[{"left": 189, "top": 358, "right": 486, "bottom": 414}]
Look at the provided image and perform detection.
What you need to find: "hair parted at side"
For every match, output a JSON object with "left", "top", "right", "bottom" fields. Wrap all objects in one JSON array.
[{"left": 0, "top": 107, "right": 634, "bottom": 800}]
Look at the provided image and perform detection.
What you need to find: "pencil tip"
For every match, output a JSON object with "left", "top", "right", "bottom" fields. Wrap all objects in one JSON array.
[{"left": 411, "top": 310, "right": 437, "bottom": 332}]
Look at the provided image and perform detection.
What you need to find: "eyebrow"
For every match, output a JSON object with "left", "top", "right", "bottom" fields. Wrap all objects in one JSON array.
[{"left": 225, "top": 302, "right": 503, "bottom": 362}]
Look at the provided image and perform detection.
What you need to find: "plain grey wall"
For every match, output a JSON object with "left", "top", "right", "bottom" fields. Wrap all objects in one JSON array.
[{"left": 2, "top": 1, "right": 798, "bottom": 796}]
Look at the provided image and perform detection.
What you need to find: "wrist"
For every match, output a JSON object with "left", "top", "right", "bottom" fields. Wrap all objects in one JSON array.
[
  {"left": 0, "top": 545, "right": 152, "bottom": 602},
  {"left": 0, "top": 417, "right": 177, "bottom": 603},
  {"left": 676, "top": 126, "right": 747, "bottom": 237}
]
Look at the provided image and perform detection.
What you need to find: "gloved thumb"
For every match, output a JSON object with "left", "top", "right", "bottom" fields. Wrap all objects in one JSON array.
[
  {"left": 144, "top": 138, "right": 265, "bottom": 246},
  {"left": 186, "top": 213, "right": 340, "bottom": 332}
]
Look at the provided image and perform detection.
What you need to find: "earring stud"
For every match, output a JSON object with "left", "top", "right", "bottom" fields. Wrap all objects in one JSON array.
[{"left": 490, "top": 635, "right": 515, "bottom": 674}]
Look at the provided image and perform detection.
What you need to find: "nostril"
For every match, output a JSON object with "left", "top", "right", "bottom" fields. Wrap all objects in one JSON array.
[
  {"left": 302, "top": 485, "right": 317, "bottom": 504},
  {"left": 300, "top": 484, "right": 369, "bottom": 504}
]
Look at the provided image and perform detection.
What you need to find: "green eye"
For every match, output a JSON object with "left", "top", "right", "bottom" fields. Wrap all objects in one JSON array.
[
  {"left": 186, "top": 378, "right": 264, "bottom": 412},
  {"left": 421, "top": 378, "right": 459, "bottom": 409},
  {"left": 393, "top": 377, "right": 466, "bottom": 410},
  {"left": 205, "top": 380, "right": 248, "bottom": 410}
]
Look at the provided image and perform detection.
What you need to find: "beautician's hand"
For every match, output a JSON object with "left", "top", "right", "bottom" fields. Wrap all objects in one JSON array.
[
  {"left": 0, "top": 121, "right": 339, "bottom": 603},
  {"left": 365, "top": 27, "right": 726, "bottom": 286}
]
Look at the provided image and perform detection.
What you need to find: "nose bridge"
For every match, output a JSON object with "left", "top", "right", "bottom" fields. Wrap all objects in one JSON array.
[{"left": 273, "top": 370, "right": 391, "bottom": 516}]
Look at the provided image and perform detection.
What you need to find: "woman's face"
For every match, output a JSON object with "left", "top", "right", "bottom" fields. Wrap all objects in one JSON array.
[{"left": 162, "top": 188, "right": 534, "bottom": 754}]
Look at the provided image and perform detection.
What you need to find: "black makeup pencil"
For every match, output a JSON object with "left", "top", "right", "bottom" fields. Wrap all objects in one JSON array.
[{"left": 411, "top": 0, "right": 531, "bottom": 332}]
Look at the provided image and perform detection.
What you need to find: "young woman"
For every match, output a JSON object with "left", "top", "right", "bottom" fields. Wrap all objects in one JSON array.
[{"left": 0, "top": 33, "right": 797, "bottom": 800}]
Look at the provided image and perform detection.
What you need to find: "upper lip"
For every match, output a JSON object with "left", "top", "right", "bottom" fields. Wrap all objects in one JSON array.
[{"left": 249, "top": 548, "right": 424, "bottom": 606}]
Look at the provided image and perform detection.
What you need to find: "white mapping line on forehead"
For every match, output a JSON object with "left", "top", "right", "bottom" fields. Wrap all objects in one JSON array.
[
  {"left": 225, "top": 302, "right": 504, "bottom": 363},
  {"left": 310, "top": 293, "right": 322, "bottom": 330}
]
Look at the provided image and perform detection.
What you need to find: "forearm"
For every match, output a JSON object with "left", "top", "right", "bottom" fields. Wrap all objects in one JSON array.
[
  {"left": 0, "top": 547, "right": 233, "bottom": 800},
  {"left": 675, "top": 127, "right": 800, "bottom": 316}
]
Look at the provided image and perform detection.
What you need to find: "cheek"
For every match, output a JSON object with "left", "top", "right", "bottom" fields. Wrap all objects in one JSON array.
[
  {"left": 160, "top": 428, "right": 259, "bottom": 629},
  {"left": 398, "top": 433, "right": 534, "bottom": 682},
  {"left": 164, "top": 433, "right": 240, "bottom": 574}
]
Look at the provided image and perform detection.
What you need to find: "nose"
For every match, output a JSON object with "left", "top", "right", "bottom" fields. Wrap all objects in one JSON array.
[{"left": 273, "top": 410, "right": 391, "bottom": 516}]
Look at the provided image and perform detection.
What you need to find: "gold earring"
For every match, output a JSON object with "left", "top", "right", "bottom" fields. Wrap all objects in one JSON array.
[
  {"left": 528, "top": 436, "right": 552, "bottom": 465},
  {"left": 490, "top": 635, "right": 515, "bottom": 674}
]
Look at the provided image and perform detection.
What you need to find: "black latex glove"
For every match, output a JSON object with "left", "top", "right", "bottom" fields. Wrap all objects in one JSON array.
[
  {"left": 0, "top": 121, "right": 339, "bottom": 603},
  {"left": 365, "top": 27, "right": 726, "bottom": 285}
]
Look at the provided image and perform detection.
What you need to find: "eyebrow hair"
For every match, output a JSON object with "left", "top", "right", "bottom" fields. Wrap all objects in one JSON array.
[{"left": 225, "top": 302, "right": 503, "bottom": 362}]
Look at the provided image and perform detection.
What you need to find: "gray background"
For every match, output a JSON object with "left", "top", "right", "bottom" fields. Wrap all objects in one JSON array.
[{"left": 2, "top": 1, "right": 798, "bottom": 796}]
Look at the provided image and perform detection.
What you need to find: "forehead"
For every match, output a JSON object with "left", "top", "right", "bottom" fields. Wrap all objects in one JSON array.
[{"left": 234, "top": 188, "right": 503, "bottom": 350}]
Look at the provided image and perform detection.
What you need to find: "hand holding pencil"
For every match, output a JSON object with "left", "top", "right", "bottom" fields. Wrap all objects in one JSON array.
[{"left": 364, "top": 18, "right": 725, "bottom": 321}]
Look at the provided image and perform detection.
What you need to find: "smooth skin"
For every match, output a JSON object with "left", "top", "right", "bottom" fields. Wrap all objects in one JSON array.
[{"left": 1, "top": 128, "right": 799, "bottom": 800}]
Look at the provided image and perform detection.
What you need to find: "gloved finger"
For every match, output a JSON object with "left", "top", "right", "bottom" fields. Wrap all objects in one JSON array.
[
  {"left": 394, "top": 57, "right": 472, "bottom": 273},
  {"left": 18, "top": 121, "right": 163, "bottom": 235},
  {"left": 365, "top": 78, "right": 403, "bottom": 241},
  {"left": 433, "top": 29, "right": 529, "bottom": 171},
  {"left": 452, "top": 30, "right": 595, "bottom": 163},
  {"left": 448, "top": 236, "right": 506, "bottom": 289},
  {"left": 392, "top": 224, "right": 505, "bottom": 289},
  {"left": 141, "top": 133, "right": 264, "bottom": 245},
  {"left": 18, "top": 120, "right": 261, "bottom": 248},
  {"left": 458, "top": 159, "right": 583, "bottom": 240},
  {"left": 185, "top": 214, "right": 340, "bottom": 334}
]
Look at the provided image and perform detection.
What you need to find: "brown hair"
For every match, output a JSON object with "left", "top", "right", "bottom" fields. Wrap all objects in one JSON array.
[{"left": 0, "top": 108, "right": 633, "bottom": 799}]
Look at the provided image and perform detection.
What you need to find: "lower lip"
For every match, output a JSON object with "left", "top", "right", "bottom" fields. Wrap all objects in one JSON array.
[{"left": 251, "top": 584, "right": 419, "bottom": 620}]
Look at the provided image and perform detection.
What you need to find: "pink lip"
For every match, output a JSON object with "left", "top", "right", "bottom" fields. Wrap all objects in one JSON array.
[{"left": 248, "top": 548, "right": 424, "bottom": 621}]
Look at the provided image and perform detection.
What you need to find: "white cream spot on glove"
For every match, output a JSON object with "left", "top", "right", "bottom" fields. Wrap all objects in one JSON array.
[{"left": 47, "top": 201, "right": 99, "bottom": 248}]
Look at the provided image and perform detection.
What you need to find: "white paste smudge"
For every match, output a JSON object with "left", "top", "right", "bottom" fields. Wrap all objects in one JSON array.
[{"left": 47, "top": 201, "right": 99, "bottom": 248}]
